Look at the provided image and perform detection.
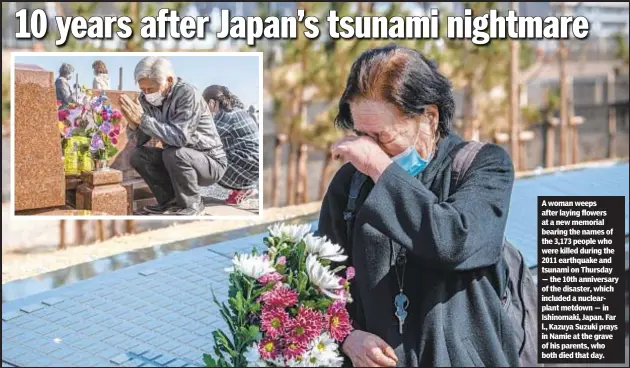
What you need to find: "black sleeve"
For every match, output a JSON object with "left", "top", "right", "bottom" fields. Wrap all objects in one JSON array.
[
  {"left": 360, "top": 144, "right": 515, "bottom": 272},
  {"left": 316, "top": 163, "right": 366, "bottom": 331}
]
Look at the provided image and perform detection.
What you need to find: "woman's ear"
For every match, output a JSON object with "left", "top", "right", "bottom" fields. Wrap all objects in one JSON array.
[{"left": 425, "top": 104, "right": 439, "bottom": 133}]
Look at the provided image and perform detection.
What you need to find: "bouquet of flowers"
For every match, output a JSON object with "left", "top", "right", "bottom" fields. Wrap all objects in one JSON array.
[
  {"left": 58, "top": 86, "right": 123, "bottom": 165},
  {"left": 204, "top": 223, "right": 355, "bottom": 367}
]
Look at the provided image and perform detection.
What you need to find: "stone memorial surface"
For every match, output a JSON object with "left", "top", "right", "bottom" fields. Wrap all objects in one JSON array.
[
  {"left": 76, "top": 169, "right": 128, "bottom": 216},
  {"left": 0, "top": 230, "right": 262, "bottom": 367},
  {"left": 14, "top": 66, "right": 66, "bottom": 212}
]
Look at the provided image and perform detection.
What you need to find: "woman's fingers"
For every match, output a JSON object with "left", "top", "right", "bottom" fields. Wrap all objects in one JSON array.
[
  {"left": 367, "top": 346, "right": 397, "bottom": 367},
  {"left": 382, "top": 344, "right": 398, "bottom": 362},
  {"left": 331, "top": 145, "right": 345, "bottom": 161},
  {"left": 372, "top": 336, "right": 398, "bottom": 366}
]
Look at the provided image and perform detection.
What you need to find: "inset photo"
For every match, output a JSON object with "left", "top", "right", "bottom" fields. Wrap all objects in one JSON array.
[{"left": 10, "top": 52, "right": 262, "bottom": 219}]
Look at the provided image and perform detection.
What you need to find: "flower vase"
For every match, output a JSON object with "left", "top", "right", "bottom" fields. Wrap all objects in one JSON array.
[{"left": 94, "top": 159, "right": 109, "bottom": 171}]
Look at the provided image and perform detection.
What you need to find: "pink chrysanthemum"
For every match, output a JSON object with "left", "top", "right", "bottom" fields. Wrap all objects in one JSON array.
[
  {"left": 258, "top": 272, "right": 284, "bottom": 285},
  {"left": 260, "top": 307, "right": 289, "bottom": 339},
  {"left": 276, "top": 256, "right": 286, "bottom": 265},
  {"left": 259, "top": 284, "right": 298, "bottom": 308},
  {"left": 283, "top": 341, "right": 307, "bottom": 361},
  {"left": 326, "top": 301, "right": 352, "bottom": 342},
  {"left": 333, "top": 288, "right": 348, "bottom": 301},
  {"left": 286, "top": 306, "right": 324, "bottom": 345},
  {"left": 346, "top": 266, "right": 355, "bottom": 281},
  {"left": 258, "top": 337, "right": 281, "bottom": 360}
]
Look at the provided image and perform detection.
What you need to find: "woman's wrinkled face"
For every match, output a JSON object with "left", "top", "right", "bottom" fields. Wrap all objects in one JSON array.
[
  {"left": 138, "top": 77, "right": 172, "bottom": 95},
  {"left": 349, "top": 99, "right": 439, "bottom": 158}
]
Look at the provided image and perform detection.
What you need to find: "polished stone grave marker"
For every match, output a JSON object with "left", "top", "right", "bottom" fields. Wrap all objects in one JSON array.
[
  {"left": 13, "top": 64, "right": 66, "bottom": 211},
  {"left": 76, "top": 169, "right": 128, "bottom": 216}
]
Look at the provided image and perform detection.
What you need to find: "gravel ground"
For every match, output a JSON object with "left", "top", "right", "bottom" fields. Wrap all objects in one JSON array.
[
  {"left": 2, "top": 201, "right": 321, "bottom": 284},
  {"left": 199, "top": 182, "right": 259, "bottom": 211}
]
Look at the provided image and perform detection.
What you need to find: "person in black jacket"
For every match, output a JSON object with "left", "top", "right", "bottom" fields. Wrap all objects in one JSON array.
[{"left": 318, "top": 44, "right": 519, "bottom": 367}]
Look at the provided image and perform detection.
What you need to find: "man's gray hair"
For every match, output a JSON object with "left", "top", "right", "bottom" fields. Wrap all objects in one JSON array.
[
  {"left": 134, "top": 56, "right": 176, "bottom": 84},
  {"left": 59, "top": 63, "right": 74, "bottom": 77}
]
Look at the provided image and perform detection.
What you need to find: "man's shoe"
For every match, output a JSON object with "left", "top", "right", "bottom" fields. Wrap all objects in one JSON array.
[
  {"left": 163, "top": 201, "right": 205, "bottom": 216},
  {"left": 144, "top": 200, "right": 177, "bottom": 214}
]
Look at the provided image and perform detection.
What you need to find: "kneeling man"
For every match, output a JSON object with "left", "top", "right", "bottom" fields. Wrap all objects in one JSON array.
[{"left": 120, "top": 56, "right": 226, "bottom": 216}]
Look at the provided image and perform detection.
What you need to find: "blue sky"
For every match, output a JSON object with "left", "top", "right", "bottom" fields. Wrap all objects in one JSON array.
[{"left": 14, "top": 54, "right": 261, "bottom": 108}]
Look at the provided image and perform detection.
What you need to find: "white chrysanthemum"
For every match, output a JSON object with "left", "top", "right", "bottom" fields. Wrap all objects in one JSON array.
[
  {"left": 243, "top": 343, "right": 267, "bottom": 367},
  {"left": 284, "top": 357, "right": 309, "bottom": 367},
  {"left": 326, "top": 355, "right": 344, "bottom": 367},
  {"left": 305, "top": 254, "right": 344, "bottom": 299},
  {"left": 268, "top": 223, "right": 312, "bottom": 243},
  {"left": 306, "top": 332, "right": 342, "bottom": 366},
  {"left": 224, "top": 254, "right": 275, "bottom": 279},
  {"left": 268, "top": 356, "right": 286, "bottom": 367},
  {"left": 302, "top": 234, "right": 347, "bottom": 262}
]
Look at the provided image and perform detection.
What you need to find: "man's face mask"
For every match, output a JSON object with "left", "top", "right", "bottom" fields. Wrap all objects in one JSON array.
[
  {"left": 139, "top": 78, "right": 171, "bottom": 107},
  {"left": 144, "top": 91, "right": 165, "bottom": 106}
]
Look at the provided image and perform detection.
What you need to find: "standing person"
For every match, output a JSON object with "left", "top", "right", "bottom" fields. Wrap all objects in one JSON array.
[
  {"left": 247, "top": 105, "right": 259, "bottom": 125},
  {"left": 92, "top": 60, "right": 110, "bottom": 90},
  {"left": 119, "top": 56, "right": 227, "bottom": 216},
  {"left": 55, "top": 63, "right": 75, "bottom": 108},
  {"left": 203, "top": 85, "right": 259, "bottom": 205},
  {"left": 318, "top": 45, "right": 520, "bottom": 367}
]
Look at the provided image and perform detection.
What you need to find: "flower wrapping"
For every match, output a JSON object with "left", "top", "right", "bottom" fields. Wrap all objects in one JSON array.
[
  {"left": 63, "top": 136, "right": 89, "bottom": 175},
  {"left": 204, "top": 223, "right": 355, "bottom": 367}
]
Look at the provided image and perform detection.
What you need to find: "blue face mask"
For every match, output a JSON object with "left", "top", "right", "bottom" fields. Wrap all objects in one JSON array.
[{"left": 392, "top": 146, "right": 433, "bottom": 177}]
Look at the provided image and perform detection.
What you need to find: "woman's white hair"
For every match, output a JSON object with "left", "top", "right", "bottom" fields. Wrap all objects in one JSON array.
[
  {"left": 59, "top": 63, "right": 74, "bottom": 77},
  {"left": 134, "top": 56, "right": 176, "bottom": 84}
]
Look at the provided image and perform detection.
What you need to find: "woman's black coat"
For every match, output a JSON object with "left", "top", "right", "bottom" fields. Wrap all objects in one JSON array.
[{"left": 318, "top": 133, "right": 520, "bottom": 367}]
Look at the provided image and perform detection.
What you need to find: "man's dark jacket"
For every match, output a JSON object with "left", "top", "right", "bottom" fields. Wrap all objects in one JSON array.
[{"left": 318, "top": 133, "right": 520, "bottom": 367}]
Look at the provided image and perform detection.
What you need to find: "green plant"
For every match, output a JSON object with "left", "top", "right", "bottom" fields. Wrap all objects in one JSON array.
[{"left": 203, "top": 224, "right": 353, "bottom": 367}]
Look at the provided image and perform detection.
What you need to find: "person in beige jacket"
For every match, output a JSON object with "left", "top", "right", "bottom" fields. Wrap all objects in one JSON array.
[{"left": 92, "top": 60, "right": 110, "bottom": 90}]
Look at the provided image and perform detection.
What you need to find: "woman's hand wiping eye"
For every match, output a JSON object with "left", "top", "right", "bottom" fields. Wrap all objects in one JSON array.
[{"left": 331, "top": 135, "right": 393, "bottom": 183}]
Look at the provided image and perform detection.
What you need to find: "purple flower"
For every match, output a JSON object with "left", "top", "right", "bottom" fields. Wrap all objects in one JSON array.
[
  {"left": 91, "top": 96, "right": 102, "bottom": 109},
  {"left": 90, "top": 134, "right": 104, "bottom": 152},
  {"left": 100, "top": 122, "right": 112, "bottom": 134}
]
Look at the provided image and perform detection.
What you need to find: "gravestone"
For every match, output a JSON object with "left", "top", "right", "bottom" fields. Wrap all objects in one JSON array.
[
  {"left": 13, "top": 64, "right": 66, "bottom": 211},
  {"left": 76, "top": 169, "right": 127, "bottom": 216}
]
